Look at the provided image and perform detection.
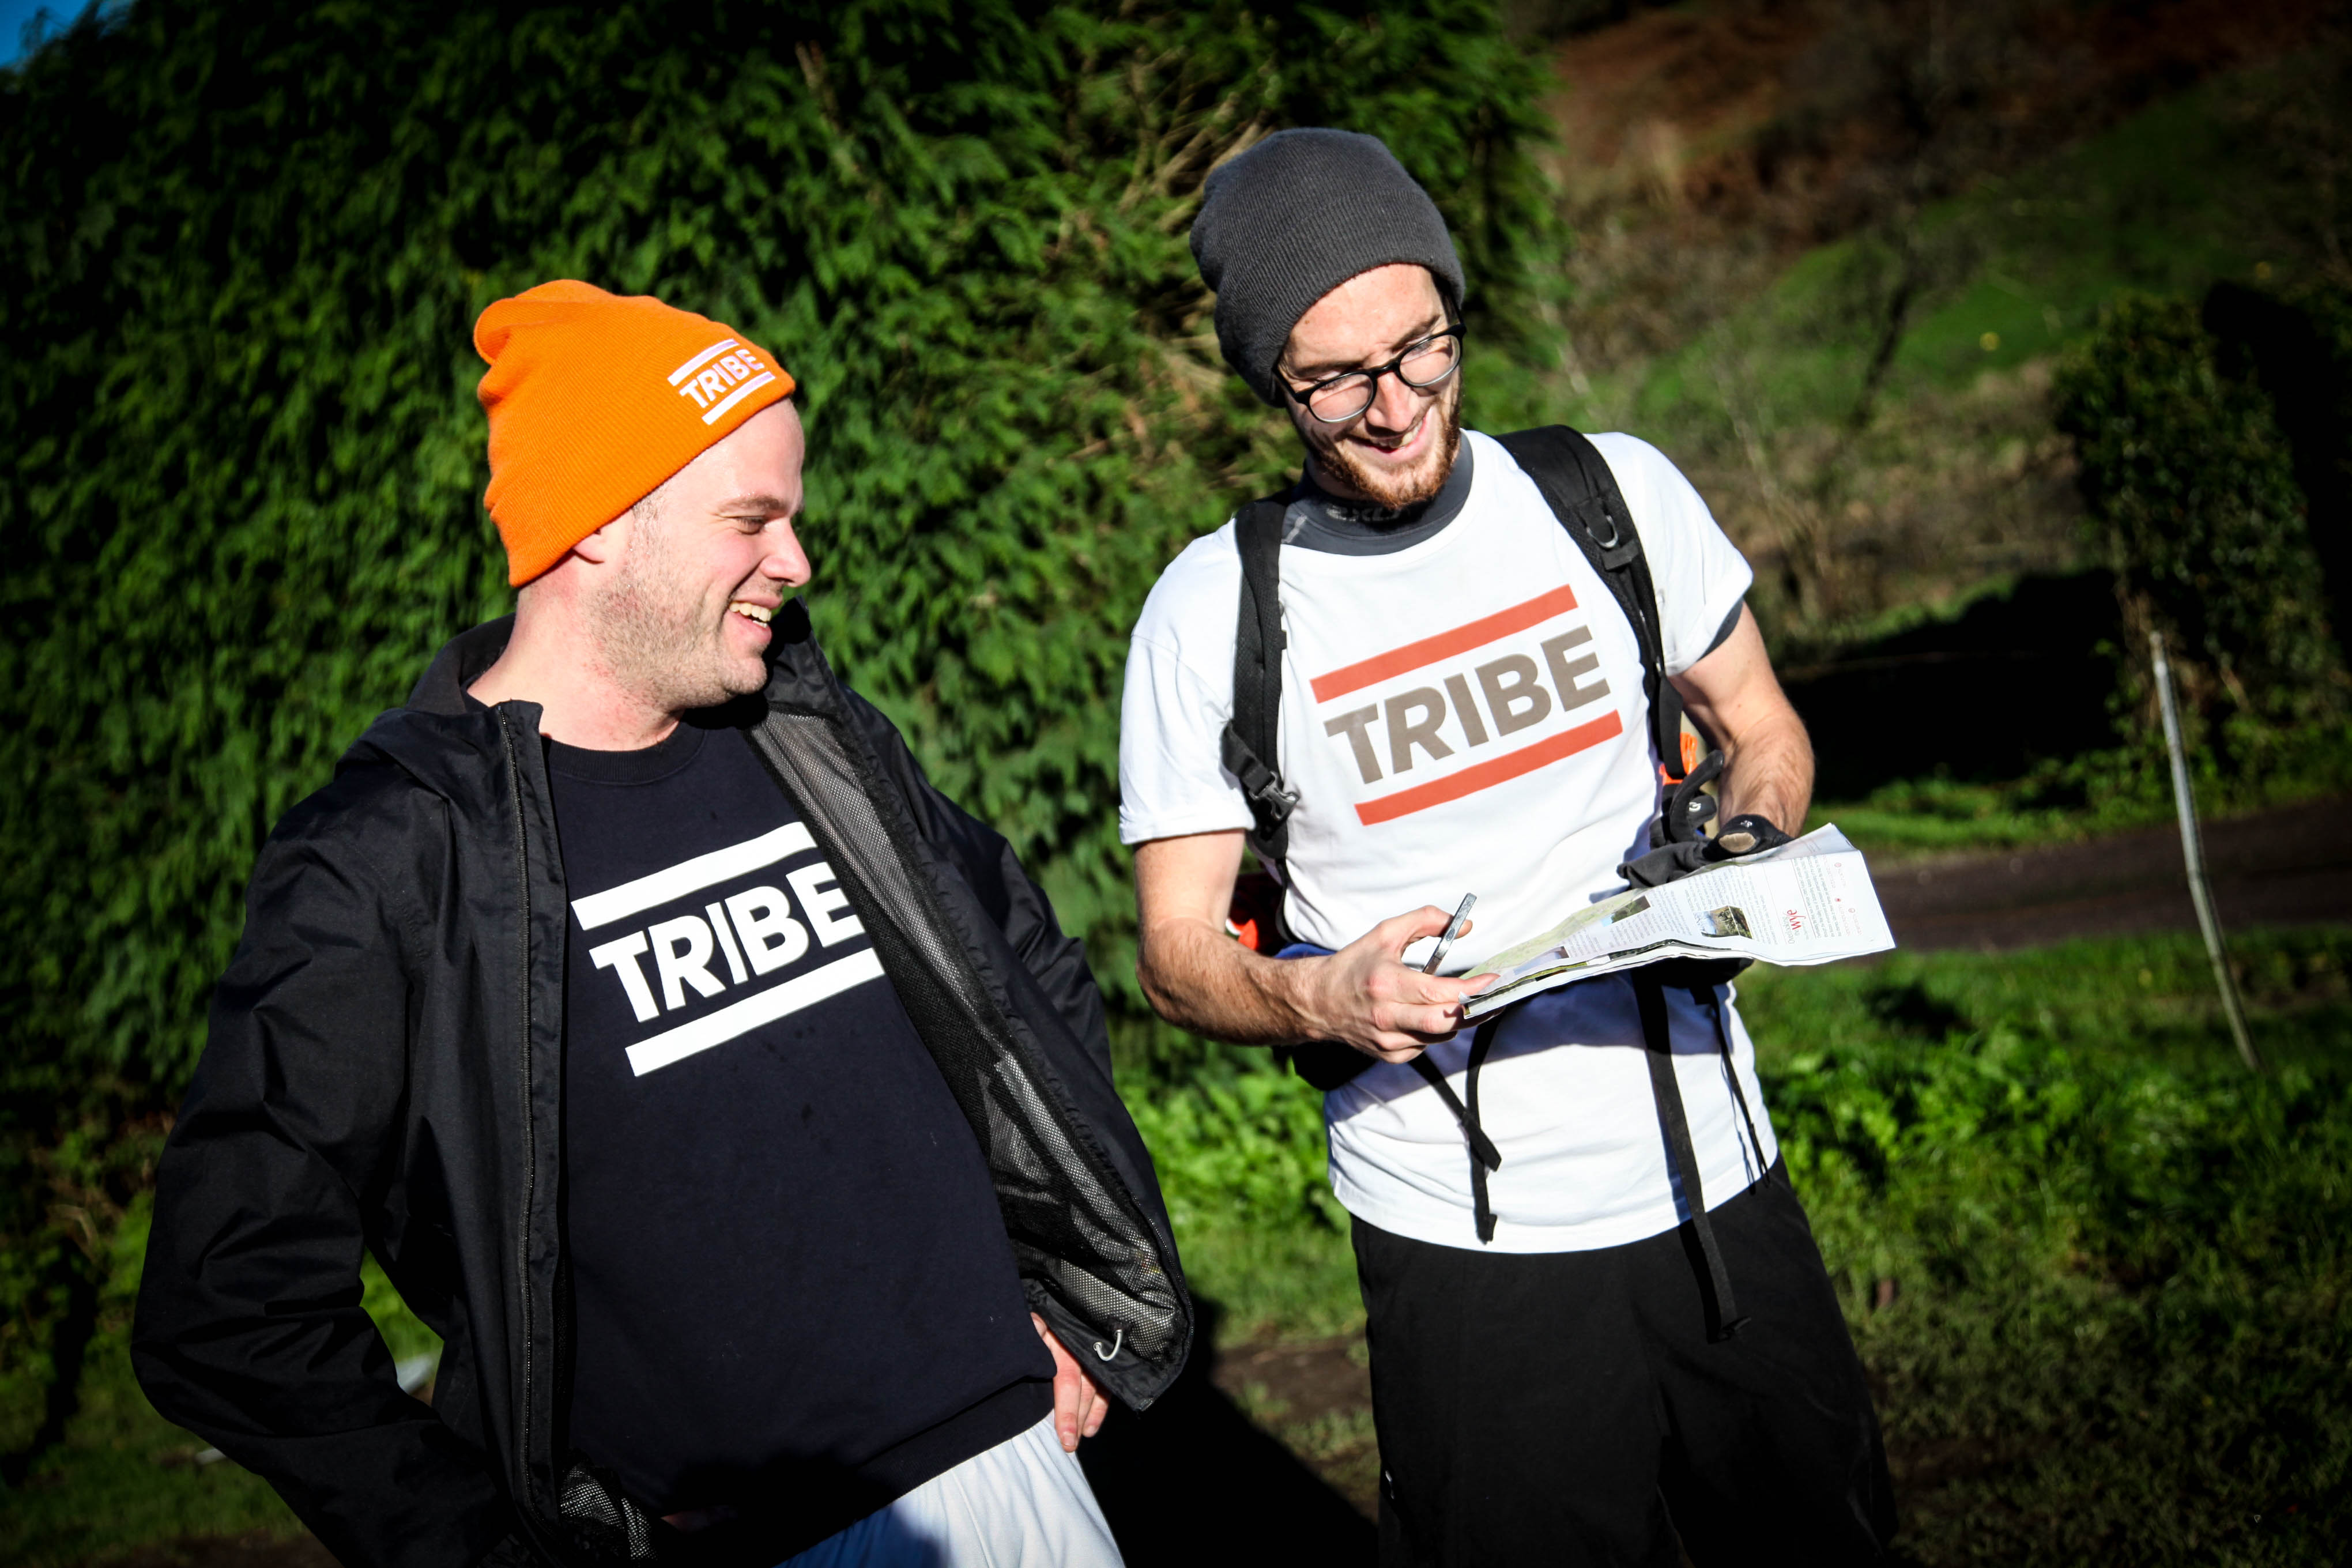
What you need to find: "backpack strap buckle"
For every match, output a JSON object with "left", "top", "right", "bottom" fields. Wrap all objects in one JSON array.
[
  {"left": 1221, "top": 724, "right": 1299, "bottom": 828},
  {"left": 1573, "top": 495, "right": 1641, "bottom": 569}
]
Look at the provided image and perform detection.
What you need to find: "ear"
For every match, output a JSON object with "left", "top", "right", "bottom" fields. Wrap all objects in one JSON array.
[{"left": 570, "top": 517, "right": 625, "bottom": 567}]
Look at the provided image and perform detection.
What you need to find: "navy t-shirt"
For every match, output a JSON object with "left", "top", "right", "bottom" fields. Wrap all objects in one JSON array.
[{"left": 548, "top": 718, "right": 1052, "bottom": 1525}]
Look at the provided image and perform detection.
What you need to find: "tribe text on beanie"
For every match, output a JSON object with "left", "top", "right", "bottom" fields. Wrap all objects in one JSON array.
[{"left": 474, "top": 281, "right": 796, "bottom": 586}]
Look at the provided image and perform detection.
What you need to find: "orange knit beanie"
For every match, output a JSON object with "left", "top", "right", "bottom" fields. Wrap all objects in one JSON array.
[{"left": 474, "top": 281, "right": 796, "bottom": 585}]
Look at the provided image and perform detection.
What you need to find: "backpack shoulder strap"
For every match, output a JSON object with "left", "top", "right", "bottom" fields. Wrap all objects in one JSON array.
[
  {"left": 1494, "top": 426, "right": 1691, "bottom": 781},
  {"left": 1222, "top": 496, "right": 1298, "bottom": 867}
]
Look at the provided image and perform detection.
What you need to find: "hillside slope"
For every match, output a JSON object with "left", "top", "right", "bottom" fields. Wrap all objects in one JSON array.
[{"left": 1530, "top": 0, "right": 2347, "bottom": 654}]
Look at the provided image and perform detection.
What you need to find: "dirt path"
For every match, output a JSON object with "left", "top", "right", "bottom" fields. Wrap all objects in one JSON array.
[
  {"left": 1874, "top": 797, "right": 2352, "bottom": 951},
  {"left": 1209, "top": 1333, "right": 1379, "bottom": 1516}
]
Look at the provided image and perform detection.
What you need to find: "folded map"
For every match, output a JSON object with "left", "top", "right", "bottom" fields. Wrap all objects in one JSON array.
[{"left": 1460, "top": 824, "right": 1896, "bottom": 1019}]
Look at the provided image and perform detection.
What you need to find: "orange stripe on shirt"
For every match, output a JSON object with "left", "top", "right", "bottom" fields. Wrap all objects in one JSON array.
[
  {"left": 1309, "top": 583, "right": 1581, "bottom": 703},
  {"left": 1354, "top": 711, "right": 1624, "bottom": 826}
]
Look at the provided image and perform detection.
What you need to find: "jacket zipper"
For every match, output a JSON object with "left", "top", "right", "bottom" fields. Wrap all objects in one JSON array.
[{"left": 499, "top": 710, "right": 540, "bottom": 1519}]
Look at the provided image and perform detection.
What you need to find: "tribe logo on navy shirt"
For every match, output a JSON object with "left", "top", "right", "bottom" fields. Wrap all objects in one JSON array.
[
  {"left": 564, "top": 752, "right": 883, "bottom": 1076},
  {"left": 545, "top": 722, "right": 1049, "bottom": 1518}
]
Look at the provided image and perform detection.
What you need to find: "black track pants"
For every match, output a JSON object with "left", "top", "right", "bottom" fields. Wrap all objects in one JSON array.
[{"left": 1354, "top": 1164, "right": 1895, "bottom": 1567}]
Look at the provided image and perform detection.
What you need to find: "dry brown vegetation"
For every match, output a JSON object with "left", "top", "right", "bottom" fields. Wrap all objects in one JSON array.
[{"left": 1521, "top": 0, "right": 2347, "bottom": 651}]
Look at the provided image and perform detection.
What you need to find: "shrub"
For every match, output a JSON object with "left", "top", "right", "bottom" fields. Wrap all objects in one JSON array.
[
  {"left": 2051, "top": 292, "right": 2342, "bottom": 752},
  {"left": 2205, "top": 278, "right": 2352, "bottom": 672}
]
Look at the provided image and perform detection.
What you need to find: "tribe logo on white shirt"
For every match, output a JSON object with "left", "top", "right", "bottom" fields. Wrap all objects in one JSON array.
[
  {"left": 572, "top": 823, "right": 881, "bottom": 1076},
  {"left": 666, "top": 337, "right": 778, "bottom": 427},
  {"left": 1120, "top": 429, "right": 1751, "bottom": 959},
  {"left": 1309, "top": 582, "right": 1622, "bottom": 826}
]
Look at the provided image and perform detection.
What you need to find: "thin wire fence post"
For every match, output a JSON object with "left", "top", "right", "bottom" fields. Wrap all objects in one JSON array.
[{"left": 2150, "top": 631, "right": 2264, "bottom": 1073}]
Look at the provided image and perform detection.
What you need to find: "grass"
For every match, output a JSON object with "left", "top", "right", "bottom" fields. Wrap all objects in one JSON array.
[
  {"left": 1116, "top": 1051, "right": 1363, "bottom": 1345},
  {"left": 1126, "top": 926, "right": 2352, "bottom": 1565},
  {"left": 1549, "top": 55, "right": 2346, "bottom": 658},
  {"left": 0, "top": 1212, "right": 440, "bottom": 1566},
  {"left": 1747, "top": 934, "right": 2352, "bottom": 1563},
  {"left": 0, "top": 1203, "right": 301, "bottom": 1565}
]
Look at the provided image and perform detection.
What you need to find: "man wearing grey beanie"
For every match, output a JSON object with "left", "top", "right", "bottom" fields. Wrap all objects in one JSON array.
[{"left": 1117, "top": 127, "right": 1894, "bottom": 1565}]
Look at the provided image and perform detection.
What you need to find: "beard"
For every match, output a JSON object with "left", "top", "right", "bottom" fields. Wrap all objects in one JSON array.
[
  {"left": 1310, "top": 380, "right": 1464, "bottom": 511},
  {"left": 589, "top": 508, "right": 766, "bottom": 717}
]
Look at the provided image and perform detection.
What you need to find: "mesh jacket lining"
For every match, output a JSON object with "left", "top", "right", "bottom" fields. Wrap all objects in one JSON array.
[{"left": 745, "top": 713, "right": 1186, "bottom": 1375}]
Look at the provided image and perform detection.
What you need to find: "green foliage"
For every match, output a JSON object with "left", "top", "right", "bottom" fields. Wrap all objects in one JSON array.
[
  {"left": 1126, "top": 931, "right": 2352, "bottom": 1562},
  {"left": 1563, "top": 68, "right": 2340, "bottom": 654},
  {"left": 0, "top": 0, "right": 1561, "bottom": 1472},
  {"left": 1117, "top": 1048, "right": 1360, "bottom": 1342},
  {"left": 2052, "top": 292, "right": 2342, "bottom": 744},
  {"left": 1740, "top": 934, "right": 2352, "bottom": 1564},
  {"left": 0, "top": 1201, "right": 439, "bottom": 1565},
  {"left": 0, "top": 1198, "right": 306, "bottom": 1565}
]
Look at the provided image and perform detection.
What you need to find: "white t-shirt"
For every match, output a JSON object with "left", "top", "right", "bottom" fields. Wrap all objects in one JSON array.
[{"left": 1119, "top": 429, "right": 1781, "bottom": 1253}]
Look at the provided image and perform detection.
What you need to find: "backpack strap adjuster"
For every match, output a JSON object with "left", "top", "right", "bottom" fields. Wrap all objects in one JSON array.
[
  {"left": 1572, "top": 495, "right": 1640, "bottom": 569},
  {"left": 1220, "top": 724, "right": 1299, "bottom": 830}
]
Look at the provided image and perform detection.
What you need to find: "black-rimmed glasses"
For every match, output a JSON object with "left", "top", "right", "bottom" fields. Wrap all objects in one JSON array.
[{"left": 1280, "top": 324, "right": 1464, "bottom": 424}]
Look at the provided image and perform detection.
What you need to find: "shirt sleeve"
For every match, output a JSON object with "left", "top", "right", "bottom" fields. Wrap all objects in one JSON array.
[
  {"left": 1117, "top": 534, "right": 1257, "bottom": 847},
  {"left": 1588, "top": 433, "right": 1754, "bottom": 677}
]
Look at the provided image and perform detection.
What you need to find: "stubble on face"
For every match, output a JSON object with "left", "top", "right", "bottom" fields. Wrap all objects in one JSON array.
[
  {"left": 1307, "top": 376, "right": 1464, "bottom": 511},
  {"left": 587, "top": 495, "right": 766, "bottom": 717}
]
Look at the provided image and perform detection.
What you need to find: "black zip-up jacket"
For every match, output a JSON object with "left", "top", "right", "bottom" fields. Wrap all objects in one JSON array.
[{"left": 133, "top": 608, "right": 1192, "bottom": 1567}]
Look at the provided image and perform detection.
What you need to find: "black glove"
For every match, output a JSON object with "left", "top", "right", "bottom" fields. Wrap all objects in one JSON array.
[
  {"left": 1656, "top": 749, "right": 1724, "bottom": 845},
  {"left": 1619, "top": 751, "right": 1722, "bottom": 888},
  {"left": 1712, "top": 813, "right": 1793, "bottom": 858},
  {"left": 1619, "top": 838, "right": 1709, "bottom": 888},
  {"left": 1618, "top": 798, "right": 1795, "bottom": 888}
]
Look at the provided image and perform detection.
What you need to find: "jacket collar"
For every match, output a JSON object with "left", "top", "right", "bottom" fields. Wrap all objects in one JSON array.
[
  {"left": 757, "top": 598, "right": 836, "bottom": 713},
  {"left": 360, "top": 600, "right": 838, "bottom": 800},
  {"left": 406, "top": 617, "right": 515, "bottom": 714}
]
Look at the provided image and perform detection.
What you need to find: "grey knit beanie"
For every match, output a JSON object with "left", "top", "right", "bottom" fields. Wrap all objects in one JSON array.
[{"left": 1190, "top": 128, "right": 1465, "bottom": 408}]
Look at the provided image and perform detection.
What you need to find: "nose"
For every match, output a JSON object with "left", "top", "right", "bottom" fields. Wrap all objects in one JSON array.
[
  {"left": 762, "top": 520, "right": 814, "bottom": 587},
  {"left": 1363, "top": 365, "right": 1425, "bottom": 433}
]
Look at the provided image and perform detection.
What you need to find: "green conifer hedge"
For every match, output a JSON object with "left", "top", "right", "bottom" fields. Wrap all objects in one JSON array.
[{"left": 0, "top": 0, "right": 1561, "bottom": 1455}]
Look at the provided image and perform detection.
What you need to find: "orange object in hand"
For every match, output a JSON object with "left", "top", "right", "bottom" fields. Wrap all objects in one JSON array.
[{"left": 1226, "top": 870, "right": 1287, "bottom": 953}]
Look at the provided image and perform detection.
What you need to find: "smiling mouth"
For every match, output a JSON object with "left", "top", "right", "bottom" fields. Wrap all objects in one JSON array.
[
  {"left": 729, "top": 601, "right": 775, "bottom": 624},
  {"left": 1351, "top": 410, "right": 1428, "bottom": 457}
]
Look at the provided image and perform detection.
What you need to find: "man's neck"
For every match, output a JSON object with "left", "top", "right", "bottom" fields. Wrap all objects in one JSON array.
[
  {"left": 467, "top": 609, "right": 680, "bottom": 751},
  {"left": 1303, "top": 450, "right": 1370, "bottom": 504}
]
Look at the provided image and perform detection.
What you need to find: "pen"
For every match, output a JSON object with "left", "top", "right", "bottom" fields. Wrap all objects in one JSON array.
[{"left": 1422, "top": 894, "right": 1477, "bottom": 975}]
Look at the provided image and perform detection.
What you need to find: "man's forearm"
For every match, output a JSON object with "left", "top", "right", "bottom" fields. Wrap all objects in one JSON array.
[
  {"left": 1137, "top": 918, "right": 1316, "bottom": 1046},
  {"left": 1717, "top": 707, "right": 1814, "bottom": 836},
  {"left": 1133, "top": 834, "right": 1496, "bottom": 1061}
]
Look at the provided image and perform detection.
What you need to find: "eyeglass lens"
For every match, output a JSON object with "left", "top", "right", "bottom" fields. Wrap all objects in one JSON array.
[{"left": 1307, "top": 333, "right": 1462, "bottom": 422}]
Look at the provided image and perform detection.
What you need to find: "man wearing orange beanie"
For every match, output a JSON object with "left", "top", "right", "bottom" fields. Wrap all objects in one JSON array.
[{"left": 135, "top": 281, "right": 1190, "bottom": 1568}]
